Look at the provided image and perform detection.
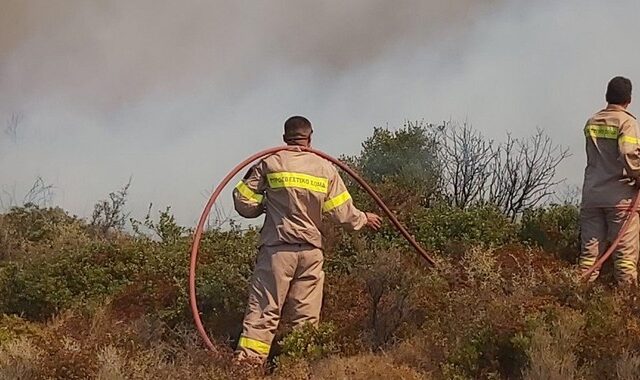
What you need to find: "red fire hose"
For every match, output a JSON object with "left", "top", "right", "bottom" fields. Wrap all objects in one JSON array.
[
  {"left": 581, "top": 191, "right": 640, "bottom": 282},
  {"left": 189, "top": 146, "right": 435, "bottom": 352}
]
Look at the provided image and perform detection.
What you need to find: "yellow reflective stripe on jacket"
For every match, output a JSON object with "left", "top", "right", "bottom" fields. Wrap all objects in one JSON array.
[
  {"left": 620, "top": 135, "right": 640, "bottom": 145},
  {"left": 238, "top": 336, "right": 270, "bottom": 355},
  {"left": 235, "top": 181, "right": 264, "bottom": 203},
  {"left": 267, "top": 172, "right": 329, "bottom": 193},
  {"left": 584, "top": 124, "right": 618, "bottom": 139},
  {"left": 323, "top": 191, "right": 352, "bottom": 212}
]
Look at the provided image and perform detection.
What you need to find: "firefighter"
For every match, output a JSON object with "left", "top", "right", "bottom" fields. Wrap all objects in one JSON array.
[
  {"left": 579, "top": 76, "right": 640, "bottom": 284},
  {"left": 232, "top": 116, "right": 383, "bottom": 363}
]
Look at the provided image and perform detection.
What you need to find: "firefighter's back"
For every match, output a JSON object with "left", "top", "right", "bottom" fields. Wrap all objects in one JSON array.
[
  {"left": 260, "top": 149, "right": 333, "bottom": 248},
  {"left": 582, "top": 106, "right": 638, "bottom": 209}
]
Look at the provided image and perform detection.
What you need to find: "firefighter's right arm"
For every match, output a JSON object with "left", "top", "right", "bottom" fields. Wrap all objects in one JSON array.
[
  {"left": 619, "top": 118, "right": 640, "bottom": 179},
  {"left": 233, "top": 163, "right": 266, "bottom": 219},
  {"left": 323, "top": 168, "right": 370, "bottom": 230}
]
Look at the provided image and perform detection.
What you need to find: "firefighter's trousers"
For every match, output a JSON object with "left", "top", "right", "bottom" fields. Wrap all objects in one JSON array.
[
  {"left": 236, "top": 244, "right": 324, "bottom": 360},
  {"left": 579, "top": 207, "right": 639, "bottom": 284}
]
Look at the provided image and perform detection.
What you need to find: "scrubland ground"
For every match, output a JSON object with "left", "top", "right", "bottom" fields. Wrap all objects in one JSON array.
[{"left": 2, "top": 201, "right": 640, "bottom": 380}]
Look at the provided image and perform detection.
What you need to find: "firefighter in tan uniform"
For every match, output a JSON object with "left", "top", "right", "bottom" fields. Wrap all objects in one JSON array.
[
  {"left": 232, "top": 116, "right": 382, "bottom": 362},
  {"left": 579, "top": 76, "right": 640, "bottom": 284}
]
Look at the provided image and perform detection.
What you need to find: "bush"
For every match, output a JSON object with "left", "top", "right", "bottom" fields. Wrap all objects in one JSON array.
[
  {"left": 0, "top": 204, "right": 89, "bottom": 260},
  {"left": 519, "top": 204, "right": 580, "bottom": 262},
  {"left": 0, "top": 315, "right": 38, "bottom": 347},
  {"left": 0, "top": 204, "right": 259, "bottom": 335},
  {"left": 279, "top": 323, "right": 339, "bottom": 361},
  {"left": 0, "top": 338, "right": 43, "bottom": 379},
  {"left": 412, "top": 203, "right": 517, "bottom": 252},
  {"left": 0, "top": 240, "right": 147, "bottom": 320},
  {"left": 311, "top": 353, "right": 424, "bottom": 380},
  {"left": 522, "top": 309, "right": 585, "bottom": 380}
]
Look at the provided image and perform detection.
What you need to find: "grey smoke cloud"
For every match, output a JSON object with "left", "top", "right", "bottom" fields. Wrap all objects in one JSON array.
[
  {"left": 0, "top": 0, "right": 496, "bottom": 109},
  {"left": 1, "top": 0, "right": 639, "bottom": 225}
]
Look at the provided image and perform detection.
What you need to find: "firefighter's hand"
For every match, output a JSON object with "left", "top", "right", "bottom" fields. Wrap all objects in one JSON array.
[{"left": 365, "top": 212, "right": 383, "bottom": 231}]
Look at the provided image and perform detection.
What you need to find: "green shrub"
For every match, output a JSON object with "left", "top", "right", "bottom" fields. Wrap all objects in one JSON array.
[
  {"left": 0, "top": 240, "right": 147, "bottom": 320},
  {"left": 0, "top": 204, "right": 259, "bottom": 334},
  {"left": 519, "top": 204, "right": 580, "bottom": 262},
  {"left": 188, "top": 226, "right": 259, "bottom": 331},
  {"left": 279, "top": 323, "right": 339, "bottom": 361},
  {"left": 412, "top": 203, "right": 517, "bottom": 252},
  {"left": 0, "top": 204, "right": 89, "bottom": 260}
]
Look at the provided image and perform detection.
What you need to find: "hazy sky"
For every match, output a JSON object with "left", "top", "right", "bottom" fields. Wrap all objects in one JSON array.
[{"left": 1, "top": 0, "right": 639, "bottom": 226}]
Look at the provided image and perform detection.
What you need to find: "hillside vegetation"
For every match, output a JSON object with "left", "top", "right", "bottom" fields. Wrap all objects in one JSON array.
[{"left": 2, "top": 122, "right": 639, "bottom": 380}]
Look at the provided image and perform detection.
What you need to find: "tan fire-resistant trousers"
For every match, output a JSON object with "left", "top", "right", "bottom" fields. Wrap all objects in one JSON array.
[
  {"left": 236, "top": 244, "right": 324, "bottom": 360},
  {"left": 579, "top": 207, "right": 639, "bottom": 284}
]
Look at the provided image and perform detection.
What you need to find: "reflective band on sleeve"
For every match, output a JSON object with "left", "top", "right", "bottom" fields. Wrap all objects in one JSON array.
[
  {"left": 323, "top": 191, "right": 352, "bottom": 212},
  {"left": 235, "top": 181, "right": 264, "bottom": 203},
  {"left": 615, "top": 259, "right": 637, "bottom": 270},
  {"left": 620, "top": 135, "right": 640, "bottom": 145},
  {"left": 267, "top": 172, "right": 329, "bottom": 193},
  {"left": 584, "top": 124, "right": 618, "bottom": 139},
  {"left": 238, "top": 336, "right": 271, "bottom": 355}
]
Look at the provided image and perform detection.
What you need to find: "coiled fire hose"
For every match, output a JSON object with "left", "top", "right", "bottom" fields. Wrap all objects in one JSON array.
[
  {"left": 189, "top": 145, "right": 435, "bottom": 352},
  {"left": 580, "top": 190, "right": 640, "bottom": 282}
]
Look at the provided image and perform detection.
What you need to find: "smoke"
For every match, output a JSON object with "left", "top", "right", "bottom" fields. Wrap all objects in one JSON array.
[
  {"left": 0, "top": 0, "right": 497, "bottom": 111},
  {"left": 1, "top": 0, "right": 639, "bottom": 224}
]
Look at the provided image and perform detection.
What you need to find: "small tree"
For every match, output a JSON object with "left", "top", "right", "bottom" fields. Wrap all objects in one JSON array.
[
  {"left": 131, "top": 204, "right": 185, "bottom": 245},
  {"left": 347, "top": 120, "right": 441, "bottom": 209},
  {"left": 438, "top": 121, "right": 497, "bottom": 208},
  {"left": 437, "top": 122, "right": 569, "bottom": 220},
  {"left": 487, "top": 130, "right": 570, "bottom": 220}
]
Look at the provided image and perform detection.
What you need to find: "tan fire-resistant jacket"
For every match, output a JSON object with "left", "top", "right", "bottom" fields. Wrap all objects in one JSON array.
[
  {"left": 581, "top": 104, "right": 640, "bottom": 209},
  {"left": 233, "top": 148, "right": 368, "bottom": 248}
]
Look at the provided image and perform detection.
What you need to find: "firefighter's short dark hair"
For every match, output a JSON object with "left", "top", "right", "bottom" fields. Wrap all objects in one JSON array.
[
  {"left": 606, "top": 76, "right": 632, "bottom": 105},
  {"left": 284, "top": 116, "right": 313, "bottom": 142}
]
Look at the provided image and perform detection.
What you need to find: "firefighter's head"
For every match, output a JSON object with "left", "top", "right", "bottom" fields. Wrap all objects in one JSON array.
[
  {"left": 283, "top": 116, "right": 313, "bottom": 146},
  {"left": 606, "top": 76, "right": 632, "bottom": 107}
]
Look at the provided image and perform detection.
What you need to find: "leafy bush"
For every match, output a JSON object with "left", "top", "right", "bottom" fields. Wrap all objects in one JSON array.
[
  {"left": 0, "top": 200, "right": 261, "bottom": 337},
  {"left": 343, "top": 121, "right": 441, "bottom": 212},
  {"left": 0, "top": 204, "right": 89, "bottom": 260},
  {"left": 519, "top": 204, "right": 580, "bottom": 262},
  {"left": 0, "top": 240, "right": 146, "bottom": 319},
  {"left": 279, "top": 323, "right": 339, "bottom": 361},
  {"left": 412, "top": 203, "right": 517, "bottom": 252}
]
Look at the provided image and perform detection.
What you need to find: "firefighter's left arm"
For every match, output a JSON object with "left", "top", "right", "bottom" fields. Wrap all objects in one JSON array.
[
  {"left": 233, "top": 162, "right": 266, "bottom": 219},
  {"left": 619, "top": 118, "right": 640, "bottom": 179}
]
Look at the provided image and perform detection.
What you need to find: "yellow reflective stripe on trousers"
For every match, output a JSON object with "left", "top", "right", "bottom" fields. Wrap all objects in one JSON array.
[
  {"left": 584, "top": 124, "right": 618, "bottom": 139},
  {"left": 620, "top": 135, "right": 640, "bottom": 145},
  {"left": 235, "top": 181, "right": 264, "bottom": 203},
  {"left": 238, "top": 336, "right": 270, "bottom": 355},
  {"left": 616, "top": 259, "right": 637, "bottom": 270},
  {"left": 579, "top": 257, "right": 597, "bottom": 267},
  {"left": 323, "top": 191, "right": 351, "bottom": 212},
  {"left": 267, "top": 172, "right": 328, "bottom": 193}
]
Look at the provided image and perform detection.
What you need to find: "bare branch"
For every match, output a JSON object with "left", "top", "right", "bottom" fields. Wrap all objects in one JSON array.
[
  {"left": 438, "top": 122, "right": 570, "bottom": 219},
  {"left": 90, "top": 178, "right": 132, "bottom": 235},
  {"left": 23, "top": 176, "right": 54, "bottom": 207}
]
